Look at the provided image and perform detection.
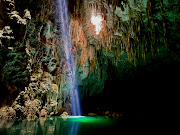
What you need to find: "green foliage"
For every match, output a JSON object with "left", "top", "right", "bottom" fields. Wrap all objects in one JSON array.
[
  {"left": 155, "top": 0, "right": 180, "bottom": 52},
  {"left": 2, "top": 42, "right": 30, "bottom": 87},
  {"left": 79, "top": 51, "right": 109, "bottom": 97}
]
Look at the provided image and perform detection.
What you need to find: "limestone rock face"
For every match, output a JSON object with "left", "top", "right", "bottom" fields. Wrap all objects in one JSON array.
[
  {"left": 23, "top": 99, "right": 41, "bottom": 119},
  {"left": 115, "top": 0, "right": 148, "bottom": 22},
  {"left": 0, "top": 0, "right": 149, "bottom": 118},
  {"left": 11, "top": 20, "right": 61, "bottom": 117},
  {"left": 40, "top": 109, "right": 48, "bottom": 117},
  {"left": 0, "top": 107, "right": 16, "bottom": 120},
  {"left": 1, "top": 0, "right": 179, "bottom": 119}
]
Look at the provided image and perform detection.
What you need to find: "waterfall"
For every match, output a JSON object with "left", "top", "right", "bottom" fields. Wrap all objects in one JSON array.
[{"left": 56, "top": 0, "right": 81, "bottom": 116}]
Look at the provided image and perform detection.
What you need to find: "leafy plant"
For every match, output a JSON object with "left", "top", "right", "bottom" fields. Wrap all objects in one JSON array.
[{"left": 3, "top": 42, "right": 30, "bottom": 87}]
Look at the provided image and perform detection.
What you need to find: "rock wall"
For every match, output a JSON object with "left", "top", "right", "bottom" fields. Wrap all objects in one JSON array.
[
  {"left": 0, "top": 0, "right": 180, "bottom": 119},
  {"left": 0, "top": 0, "right": 62, "bottom": 119},
  {"left": 0, "top": 0, "right": 31, "bottom": 107}
]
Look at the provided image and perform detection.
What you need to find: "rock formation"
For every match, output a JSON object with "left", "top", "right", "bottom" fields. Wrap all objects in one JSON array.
[{"left": 0, "top": 0, "right": 180, "bottom": 119}]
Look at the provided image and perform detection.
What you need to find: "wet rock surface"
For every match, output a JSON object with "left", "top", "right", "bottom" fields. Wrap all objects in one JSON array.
[{"left": 0, "top": 0, "right": 180, "bottom": 119}]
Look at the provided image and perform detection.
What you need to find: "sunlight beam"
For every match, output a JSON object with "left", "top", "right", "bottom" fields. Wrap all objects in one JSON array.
[{"left": 91, "top": 15, "right": 102, "bottom": 35}]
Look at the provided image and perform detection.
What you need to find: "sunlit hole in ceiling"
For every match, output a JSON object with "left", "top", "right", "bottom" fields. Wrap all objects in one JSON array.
[{"left": 91, "top": 14, "right": 102, "bottom": 35}]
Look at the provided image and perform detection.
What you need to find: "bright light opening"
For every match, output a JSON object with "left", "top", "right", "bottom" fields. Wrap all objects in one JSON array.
[{"left": 91, "top": 15, "right": 102, "bottom": 35}]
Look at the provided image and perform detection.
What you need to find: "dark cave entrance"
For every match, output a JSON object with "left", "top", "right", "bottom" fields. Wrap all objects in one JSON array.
[
  {"left": 81, "top": 60, "right": 146, "bottom": 119},
  {"left": 81, "top": 49, "right": 180, "bottom": 119}
]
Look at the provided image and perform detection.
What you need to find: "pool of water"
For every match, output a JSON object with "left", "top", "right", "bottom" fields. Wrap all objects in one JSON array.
[{"left": 0, "top": 116, "right": 145, "bottom": 135}]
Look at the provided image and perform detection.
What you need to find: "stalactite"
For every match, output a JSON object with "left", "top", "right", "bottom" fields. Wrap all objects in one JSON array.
[{"left": 159, "top": 0, "right": 168, "bottom": 47}]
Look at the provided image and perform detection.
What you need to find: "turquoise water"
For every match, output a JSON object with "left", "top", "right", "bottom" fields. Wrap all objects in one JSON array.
[{"left": 0, "top": 116, "right": 144, "bottom": 135}]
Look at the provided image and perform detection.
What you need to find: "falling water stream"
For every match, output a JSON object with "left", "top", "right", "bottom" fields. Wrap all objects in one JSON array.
[{"left": 57, "top": 0, "right": 81, "bottom": 116}]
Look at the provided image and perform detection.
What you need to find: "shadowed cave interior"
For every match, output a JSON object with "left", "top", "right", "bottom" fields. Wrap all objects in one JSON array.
[{"left": 0, "top": 0, "right": 179, "bottom": 134}]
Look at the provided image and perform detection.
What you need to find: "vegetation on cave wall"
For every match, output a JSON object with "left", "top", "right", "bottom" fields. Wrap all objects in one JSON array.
[
  {"left": 2, "top": 43, "right": 30, "bottom": 86},
  {"left": 0, "top": 42, "right": 30, "bottom": 105},
  {"left": 0, "top": 1, "right": 27, "bottom": 106},
  {"left": 73, "top": 0, "right": 180, "bottom": 98},
  {"left": 152, "top": 0, "right": 180, "bottom": 53},
  {"left": 0, "top": 0, "right": 179, "bottom": 116}
]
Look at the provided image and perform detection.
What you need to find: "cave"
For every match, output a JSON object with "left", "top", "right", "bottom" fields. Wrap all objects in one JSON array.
[{"left": 0, "top": 0, "right": 179, "bottom": 134}]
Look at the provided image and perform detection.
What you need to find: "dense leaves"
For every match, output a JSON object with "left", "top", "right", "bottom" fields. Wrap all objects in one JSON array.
[{"left": 2, "top": 43, "right": 30, "bottom": 87}]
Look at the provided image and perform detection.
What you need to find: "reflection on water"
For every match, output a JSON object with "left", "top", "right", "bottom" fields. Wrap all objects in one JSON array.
[
  {"left": 0, "top": 116, "right": 145, "bottom": 135},
  {"left": 0, "top": 117, "right": 115, "bottom": 135},
  {"left": 0, "top": 117, "right": 79, "bottom": 135},
  {"left": 69, "top": 121, "right": 80, "bottom": 135}
]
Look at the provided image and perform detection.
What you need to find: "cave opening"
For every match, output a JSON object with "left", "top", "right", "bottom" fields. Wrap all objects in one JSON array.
[{"left": 81, "top": 47, "right": 180, "bottom": 119}]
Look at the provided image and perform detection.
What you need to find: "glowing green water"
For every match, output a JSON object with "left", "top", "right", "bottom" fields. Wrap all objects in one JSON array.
[{"left": 0, "top": 116, "right": 144, "bottom": 135}]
